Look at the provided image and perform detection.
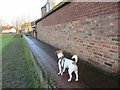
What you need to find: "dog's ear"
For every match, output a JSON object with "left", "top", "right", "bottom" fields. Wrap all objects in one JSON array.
[
  {"left": 55, "top": 51, "right": 58, "bottom": 54},
  {"left": 55, "top": 50, "right": 63, "bottom": 54},
  {"left": 60, "top": 50, "right": 63, "bottom": 53},
  {"left": 55, "top": 50, "right": 59, "bottom": 54}
]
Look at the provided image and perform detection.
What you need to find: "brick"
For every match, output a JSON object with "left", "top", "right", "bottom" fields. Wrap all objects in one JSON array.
[
  {"left": 104, "top": 55, "right": 110, "bottom": 59},
  {"left": 103, "top": 45, "right": 111, "bottom": 48},
  {"left": 106, "top": 34, "right": 117, "bottom": 37},
  {"left": 97, "top": 53, "right": 103, "bottom": 56},
  {"left": 109, "top": 50, "right": 117, "bottom": 53},
  {"left": 111, "top": 46, "right": 118, "bottom": 49},
  {"left": 95, "top": 56, "right": 99, "bottom": 58},
  {"left": 116, "top": 43, "right": 120, "bottom": 46},
  {"left": 112, "top": 38, "right": 120, "bottom": 41}
]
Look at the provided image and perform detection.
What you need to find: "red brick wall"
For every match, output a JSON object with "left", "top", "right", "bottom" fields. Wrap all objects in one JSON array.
[{"left": 37, "top": 2, "right": 119, "bottom": 73}]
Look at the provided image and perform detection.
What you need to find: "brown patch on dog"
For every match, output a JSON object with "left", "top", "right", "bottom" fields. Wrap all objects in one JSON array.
[
  {"left": 72, "top": 62, "right": 77, "bottom": 65},
  {"left": 72, "top": 62, "right": 78, "bottom": 71},
  {"left": 55, "top": 50, "right": 63, "bottom": 54},
  {"left": 76, "top": 66, "right": 78, "bottom": 71}
]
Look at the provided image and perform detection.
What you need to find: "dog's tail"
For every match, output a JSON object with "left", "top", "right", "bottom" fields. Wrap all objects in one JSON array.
[{"left": 71, "top": 55, "right": 78, "bottom": 65}]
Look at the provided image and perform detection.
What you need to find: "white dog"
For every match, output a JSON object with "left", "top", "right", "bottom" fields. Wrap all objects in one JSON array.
[{"left": 55, "top": 50, "right": 78, "bottom": 82}]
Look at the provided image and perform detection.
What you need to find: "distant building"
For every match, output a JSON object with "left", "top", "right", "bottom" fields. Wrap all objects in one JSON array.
[
  {"left": 46, "top": 2, "right": 49, "bottom": 13},
  {"left": 1, "top": 26, "right": 13, "bottom": 30},
  {"left": 1, "top": 25, "right": 16, "bottom": 33},
  {"left": 41, "top": 4, "right": 47, "bottom": 16},
  {"left": 21, "top": 22, "right": 32, "bottom": 33},
  {"left": 41, "top": 0, "right": 63, "bottom": 16},
  {"left": 49, "top": 0, "right": 53, "bottom": 10},
  {"left": 0, "top": 29, "right": 1, "bottom": 33},
  {"left": 55, "top": 0, "right": 63, "bottom": 5},
  {"left": 2, "top": 28, "right": 16, "bottom": 33},
  {"left": 31, "top": 21, "right": 36, "bottom": 29},
  {"left": 31, "top": 21, "right": 37, "bottom": 38}
]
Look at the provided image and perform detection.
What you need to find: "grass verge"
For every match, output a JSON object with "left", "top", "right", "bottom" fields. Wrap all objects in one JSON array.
[{"left": 2, "top": 34, "right": 41, "bottom": 88}]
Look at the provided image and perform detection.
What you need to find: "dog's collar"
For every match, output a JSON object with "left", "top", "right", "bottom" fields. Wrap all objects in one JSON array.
[{"left": 58, "top": 56, "right": 64, "bottom": 60}]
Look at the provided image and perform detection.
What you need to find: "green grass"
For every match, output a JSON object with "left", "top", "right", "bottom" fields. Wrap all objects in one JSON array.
[
  {"left": 0, "top": 35, "right": 1, "bottom": 47},
  {"left": 2, "top": 34, "right": 41, "bottom": 88},
  {"left": 1, "top": 34, "right": 14, "bottom": 50}
]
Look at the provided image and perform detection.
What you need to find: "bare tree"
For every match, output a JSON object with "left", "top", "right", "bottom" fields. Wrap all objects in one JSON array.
[
  {"left": 12, "top": 17, "right": 23, "bottom": 33},
  {"left": 11, "top": 16, "right": 30, "bottom": 33}
]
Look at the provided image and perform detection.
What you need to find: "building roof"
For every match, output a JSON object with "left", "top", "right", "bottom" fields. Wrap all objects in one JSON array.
[
  {"left": 1, "top": 26, "right": 13, "bottom": 30},
  {"left": 41, "top": 2, "right": 48, "bottom": 8}
]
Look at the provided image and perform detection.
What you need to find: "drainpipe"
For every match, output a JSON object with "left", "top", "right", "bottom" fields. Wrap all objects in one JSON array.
[
  {"left": 35, "top": 31, "right": 37, "bottom": 39},
  {"left": 35, "top": 23, "right": 37, "bottom": 39}
]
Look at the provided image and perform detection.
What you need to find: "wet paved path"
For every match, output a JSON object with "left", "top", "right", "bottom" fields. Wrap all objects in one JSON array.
[{"left": 24, "top": 35, "right": 119, "bottom": 88}]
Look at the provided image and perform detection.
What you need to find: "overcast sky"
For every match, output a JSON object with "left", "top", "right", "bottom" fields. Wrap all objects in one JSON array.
[{"left": 0, "top": 0, "right": 47, "bottom": 25}]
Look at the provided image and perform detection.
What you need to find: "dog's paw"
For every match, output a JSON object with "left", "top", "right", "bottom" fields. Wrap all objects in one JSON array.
[
  {"left": 75, "top": 79, "right": 78, "bottom": 81},
  {"left": 68, "top": 79, "right": 71, "bottom": 82},
  {"left": 63, "top": 71, "right": 65, "bottom": 73},
  {"left": 58, "top": 72, "right": 61, "bottom": 75},
  {"left": 61, "top": 72, "right": 63, "bottom": 76}
]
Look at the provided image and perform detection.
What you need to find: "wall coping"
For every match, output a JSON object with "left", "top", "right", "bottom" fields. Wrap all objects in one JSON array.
[{"left": 35, "top": 0, "right": 73, "bottom": 24}]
